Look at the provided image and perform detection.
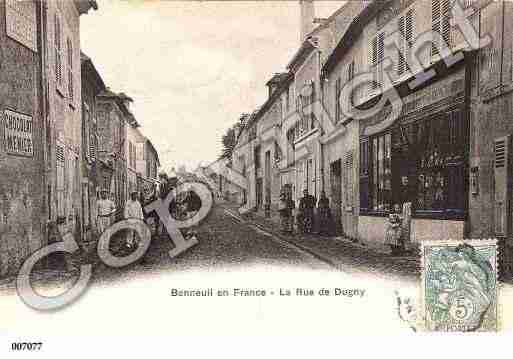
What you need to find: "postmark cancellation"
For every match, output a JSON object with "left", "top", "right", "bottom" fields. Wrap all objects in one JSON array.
[{"left": 421, "top": 239, "right": 498, "bottom": 332}]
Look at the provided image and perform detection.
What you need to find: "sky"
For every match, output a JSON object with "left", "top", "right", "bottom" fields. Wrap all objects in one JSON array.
[{"left": 80, "top": 0, "right": 345, "bottom": 173}]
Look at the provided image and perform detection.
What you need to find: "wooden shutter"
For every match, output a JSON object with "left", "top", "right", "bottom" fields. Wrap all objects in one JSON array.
[
  {"left": 432, "top": 0, "right": 451, "bottom": 57},
  {"left": 335, "top": 77, "right": 341, "bottom": 122},
  {"left": 56, "top": 143, "right": 65, "bottom": 217},
  {"left": 90, "top": 135, "right": 96, "bottom": 162},
  {"left": 398, "top": 15, "right": 406, "bottom": 76},
  {"left": 345, "top": 151, "right": 354, "bottom": 207},
  {"left": 67, "top": 38, "right": 73, "bottom": 101},
  {"left": 54, "top": 14, "right": 62, "bottom": 86},
  {"left": 494, "top": 136, "right": 511, "bottom": 236},
  {"left": 371, "top": 34, "right": 384, "bottom": 90},
  {"left": 398, "top": 9, "right": 414, "bottom": 76},
  {"left": 370, "top": 36, "right": 377, "bottom": 90}
]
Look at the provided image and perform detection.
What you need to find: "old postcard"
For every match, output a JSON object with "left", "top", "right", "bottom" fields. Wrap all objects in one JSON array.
[{"left": 1, "top": 0, "right": 513, "bottom": 357}]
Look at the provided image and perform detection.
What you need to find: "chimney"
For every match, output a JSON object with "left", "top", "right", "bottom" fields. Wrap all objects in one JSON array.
[{"left": 299, "top": 0, "right": 315, "bottom": 43}]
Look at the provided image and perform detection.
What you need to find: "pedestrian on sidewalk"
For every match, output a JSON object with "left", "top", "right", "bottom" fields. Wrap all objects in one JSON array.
[
  {"left": 384, "top": 203, "right": 405, "bottom": 256},
  {"left": 124, "top": 190, "right": 144, "bottom": 249},
  {"left": 317, "top": 191, "right": 333, "bottom": 236},
  {"left": 97, "top": 189, "right": 116, "bottom": 235},
  {"left": 298, "top": 189, "right": 316, "bottom": 234},
  {"left": 279, "top": 189, "right": 295, "bottom": 234}
]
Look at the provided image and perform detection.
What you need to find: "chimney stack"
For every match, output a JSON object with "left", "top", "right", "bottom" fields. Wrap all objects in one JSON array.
[{"left": 299, "top": 0, "right": 315, "bottom": 43}]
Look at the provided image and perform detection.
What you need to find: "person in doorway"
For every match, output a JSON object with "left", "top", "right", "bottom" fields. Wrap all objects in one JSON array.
[
  {"left": 124, "top": 190, "right": 144, "bottom": 248},
  {"left": 384, "top": 203, "right": 405, "bottom": 256},
  {"left": 317, "top": 191, "right": 332, "bottom": 236},
  {"left": 97, "top": 189, "right": 116, "bottom": 235},
  {"left": 298, "top": 189, "right": 316, "bottom": 234}
]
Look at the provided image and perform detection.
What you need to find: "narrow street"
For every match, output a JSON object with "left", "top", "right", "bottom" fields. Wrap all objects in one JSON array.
[
  {"left": 0, "top": 202, "right": 418, "bottom": 292},
  {"left": 89, "top": 203, "right": 333, "bottom": 286},
  {"left": 84, "top": 201, "right": 418, "bottom": 286}
]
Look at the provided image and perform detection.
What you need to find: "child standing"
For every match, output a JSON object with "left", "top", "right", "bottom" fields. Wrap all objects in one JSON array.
[{"left": 385, "top": 204, "right": 404, "bottom": 256}]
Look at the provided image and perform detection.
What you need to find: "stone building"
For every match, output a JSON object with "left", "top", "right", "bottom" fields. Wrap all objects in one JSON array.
[
  {"left": 138, "top": 138, "right": 160, "bottom": 202},
  {"left": 0, "top": 0, "right": 44, "bottom": 276},
  {"left": 80, "top": 51, "right": 105, "bottom": 241},
  {"left": 318, "top": 0, "right": 505, "bottom": 256},
  {"left": 0, "top": 0, "right": 97, "bottom": 276},
  {"left": 466, "top": 0, "right": 513, "bottom": 275}
]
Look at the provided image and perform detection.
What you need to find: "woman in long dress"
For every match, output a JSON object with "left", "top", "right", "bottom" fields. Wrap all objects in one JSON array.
[
  {"left": 317, "top": 191, "right": 332, "bottom": 236},
  {"left": 298, "top": 189, "right": 316, "bottom": 234},
  {"left": 279, "top": 190, "right": 295, "bottom": 234}
]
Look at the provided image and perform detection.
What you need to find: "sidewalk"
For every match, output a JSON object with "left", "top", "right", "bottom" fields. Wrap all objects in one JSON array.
[{"left": 221, "top": 202, "right": 420, "bottom": 278}]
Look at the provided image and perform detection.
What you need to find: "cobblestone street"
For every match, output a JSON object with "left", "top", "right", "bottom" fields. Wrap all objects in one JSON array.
[{"left": 0, "top": 202, "right": 421, "bottom": 292}]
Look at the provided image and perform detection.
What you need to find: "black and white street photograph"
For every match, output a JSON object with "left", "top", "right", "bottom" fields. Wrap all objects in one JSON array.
[{"left": 2, "top": 0, "right": 513, "bottom": 356}]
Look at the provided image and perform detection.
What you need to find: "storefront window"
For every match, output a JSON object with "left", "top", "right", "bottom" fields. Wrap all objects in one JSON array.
[{"left": 361, "top": 108, "right": 468, "bottom": 217}]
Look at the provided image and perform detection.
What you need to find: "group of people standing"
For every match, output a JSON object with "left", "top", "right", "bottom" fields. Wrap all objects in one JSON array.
[
  {"left": 278, "top": 188, "right": 334, "bottom": 236},
  {"left": 96, "top": 189, "right": 144, "bottom": 249},
  {"left": 277, "top": 183, "right": 413, "bottom": 257}
]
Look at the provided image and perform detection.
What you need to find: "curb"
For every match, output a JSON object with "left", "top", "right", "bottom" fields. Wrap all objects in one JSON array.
[{"left": 222, "top": 204, "right": 419, "bottom": 264}]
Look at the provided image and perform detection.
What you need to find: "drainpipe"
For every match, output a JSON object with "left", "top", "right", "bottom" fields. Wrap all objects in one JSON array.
[
  {"left": 317, "top": 49, "right": 326, "bottom": 194},
  {"left": 37, "top": 0, "right": 50, "bottom": 243}
]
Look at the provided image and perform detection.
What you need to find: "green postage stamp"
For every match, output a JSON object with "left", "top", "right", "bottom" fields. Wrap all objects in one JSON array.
[{"left": 421, "top": 240, "right": 498, "bottom": 332}]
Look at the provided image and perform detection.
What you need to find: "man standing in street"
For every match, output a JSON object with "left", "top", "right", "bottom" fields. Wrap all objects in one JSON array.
[
  {"left": 97, "top": 189, "right": 116, "bottom": 235},
  {"left": 124, "top": 190, "right": 144, "bottom": 248}
]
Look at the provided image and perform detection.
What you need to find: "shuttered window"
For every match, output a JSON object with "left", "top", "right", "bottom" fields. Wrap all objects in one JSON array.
[
  {"left": 398, "top": 9, "right": 414, "bottom": 76},
  {"left": 56, "top": 143, "right": 65, "bottom": 218},
  {"left": 370, "top": 32, "right": 385, "bottom": 91},
  {"left": 431, "top": 0, "right": 451, "bottom": 58},
  {"left": 54, "top": 14, "right": 62, "bottom": 87},
  {"left": 335, "top": 77, "right": 341, "bottom": 123},
  {"left": 90, "top": 135, "right": 96, "bottom": 162},
  {"left": 67, "top": 38, "right": 73, "bottom": 101},
  {"left": 344, "top": 151, "right": 354, "bottom": 207},
  {"left": 359, "top": 140, "right": 370, "bottom": 211},
  {"left": 346, "top": 60, "right": 355, "bottom": 110}
]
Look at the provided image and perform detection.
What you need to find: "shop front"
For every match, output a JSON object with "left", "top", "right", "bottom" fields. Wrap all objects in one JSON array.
[{"left": 358, "top": 65, "right": 469, "bottom": 249}]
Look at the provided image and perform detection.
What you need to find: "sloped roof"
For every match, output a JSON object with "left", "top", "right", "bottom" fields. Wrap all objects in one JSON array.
[{"left": 80, "top": 51, "right": 106, "bottom": 91}]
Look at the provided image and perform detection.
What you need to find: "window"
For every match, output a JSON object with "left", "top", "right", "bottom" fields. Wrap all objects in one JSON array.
[
  {"left": 344, "top": 151, "right": 354, "bottom": 207},
  {"left": 54, "top": 13, "right": 63, "bottom": 88},
  {"left": 335, "top": 77, "right": 341, "bottom": 123},
  {"left": 67, "top": 38, "right": 73, "bottom": 101},
  {"left": 56, "top": 143, "right": 65, "bottom": 218},
  {"left": 370, "top": 32, "right": 385, "bottom": 91},
  {"left": 431, "top": 0, "right": 451, "bottom": 58},
  {"left": 254, "top": 145, "right": 261, "bottom": 169},
  {"left": 360, "top": 109, "right": 468, "bottom": 216},
  {"left": 398, "top": 9, "right": 414, "bottom": 76},
  {"left": 359, "top": 140, "right": 370, "bottom": 210},
  {"left": 370, "top": 132, "right": 392, "bottom": 211},
  {"left": 346, "top": 60, "right": 356, "bottom": 111},
  {"left": 90, "top": 134, "right": 96, "bottom": 162}
]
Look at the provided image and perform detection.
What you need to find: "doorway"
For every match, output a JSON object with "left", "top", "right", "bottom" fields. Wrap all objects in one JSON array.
[{"left": 330, "top": 160, "right": 342, "bottom": 235}]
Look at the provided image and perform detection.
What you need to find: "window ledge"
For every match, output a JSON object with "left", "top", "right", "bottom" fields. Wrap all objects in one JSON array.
[{"left": 359, "top": 210, "right": 466, "bottom": 221}]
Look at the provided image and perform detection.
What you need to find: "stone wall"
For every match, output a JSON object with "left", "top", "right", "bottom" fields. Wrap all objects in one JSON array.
[{"left": 0, "top": 1, "right": 45, "bottom": 276}]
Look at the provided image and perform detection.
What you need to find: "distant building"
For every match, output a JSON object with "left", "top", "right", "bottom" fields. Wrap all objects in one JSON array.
[
  {"left": 80, "top": 51, "right": 106, "bottom": 242},
  {"left": 97, "top": 88, "right": 129, "bottom": 216}
]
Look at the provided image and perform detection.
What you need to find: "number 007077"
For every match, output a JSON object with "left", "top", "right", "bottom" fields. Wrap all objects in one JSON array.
[{"left": 11, "top": 342, "right": 43, "bottom": 351}]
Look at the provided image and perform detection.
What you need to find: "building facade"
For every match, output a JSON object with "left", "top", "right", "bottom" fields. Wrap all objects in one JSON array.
[
  {"left": 80, "top": 51, "right": 105, "bottom": 241},
  {"left": 0, "top": 0, "right": 97, "bottom": 276},
  {"left": 97, "top": 89, "right": 129, "bottom": 217},
  {"left": 229, "top": 0, "right": 513, "bottom": 276}
]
